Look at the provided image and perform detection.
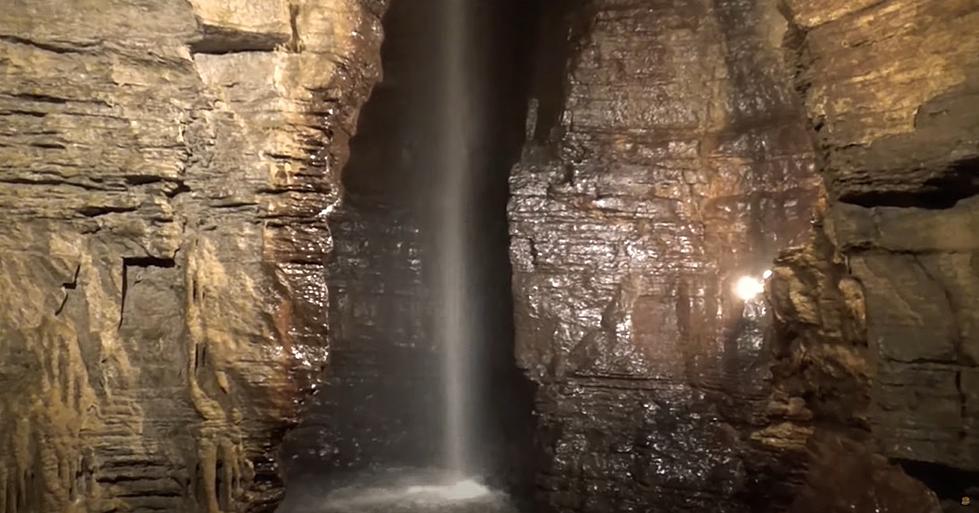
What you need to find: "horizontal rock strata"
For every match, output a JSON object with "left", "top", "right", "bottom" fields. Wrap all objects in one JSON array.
[
  {"left": 508, "top": 0, "right": 819, "bottom": 510},
  {"left": 781, "top": 0, "right": 979, "bottom": 475},
  {"left": 761, "top": 0, "right": 979, "bottom": 509},
  {"left": 0, "top": 1, "right": 385, "bottom": 511}
]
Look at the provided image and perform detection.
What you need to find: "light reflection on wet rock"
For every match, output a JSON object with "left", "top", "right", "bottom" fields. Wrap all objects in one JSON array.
[{"left": 508, "top": 0, "right": 819, "bottom": 511}]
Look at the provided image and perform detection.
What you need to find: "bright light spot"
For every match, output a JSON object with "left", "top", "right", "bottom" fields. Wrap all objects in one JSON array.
[
  {"left": 733, "top": 275, "right": 765, "bottom": 301},
  {"left": 317, "top": 203, "right": 336, "bottom": 218},
  {"left": 762, "top": 269, "right": 772, "bottom": 279},
  {"left": 405, "top": 479, "right": 489, "bottom": 501}
]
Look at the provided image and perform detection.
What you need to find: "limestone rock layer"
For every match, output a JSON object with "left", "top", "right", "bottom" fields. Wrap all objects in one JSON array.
[
  {"left": 0, "top": 1, "right": 386, "bottom": 511},
  {"left": 776, "top": 0, "right": 979, "bottom": 496},
  {"left": 508, "top": 0, "right": 819, "bottom": 510},
  {"left": 729, "top": 0, "right": 979, "bottom": 510}
]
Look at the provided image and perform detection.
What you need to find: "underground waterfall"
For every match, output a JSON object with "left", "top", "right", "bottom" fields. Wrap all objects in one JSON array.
[
  {"left": 3, "top": 1, "right": 978, "bottom": 512},
  {"left": 437, "top": 0, "right": 475, "bottom": 479},
  {"left": 276, "top": 0, "right": 539, "bottom": 510}
]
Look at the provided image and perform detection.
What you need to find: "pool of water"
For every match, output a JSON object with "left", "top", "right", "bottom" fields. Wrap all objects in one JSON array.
[{"left": 276, "top": 468, "right": 520, "bottom": 513}]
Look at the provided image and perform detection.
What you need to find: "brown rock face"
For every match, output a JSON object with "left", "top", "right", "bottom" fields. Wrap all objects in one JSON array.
[
  {"left": 765, "top": 217, "right": 869, "bottom": 435},
  {"left": 0, "top": 1, "right": 385, "bottom": 511},
  {"left": 786, "top": 434, "right": 943, "bottom": 513},
  {"left": 759, "top": 0, "right": 979, "bottom": 509},
  {"left": 779, "top": 0, "right": 979, "bottom": 480},
  {"left": 783, "top": 0, "right": 979, "bottom": 206},
  {"left": 4, "top": 0, "right": 977, "bottom": 511},
  {"left": 509, "top": 0, "right": 819, "bottom": 510}
]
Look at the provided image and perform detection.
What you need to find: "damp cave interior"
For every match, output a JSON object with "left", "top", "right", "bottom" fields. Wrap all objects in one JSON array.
[{"left": 1, "top": 0, "right": 978, "bottom": 513}]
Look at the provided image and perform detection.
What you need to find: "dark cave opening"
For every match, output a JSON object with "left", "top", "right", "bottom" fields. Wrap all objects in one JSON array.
[
  {"left": 840, "top": 156, "right": 979, "bottom": 209},
  {"left": 898, "top": 460, "right": 979, "bottom": 505},
  {"left": 280, "top": 0, "right": 545, "bottom": 507}
]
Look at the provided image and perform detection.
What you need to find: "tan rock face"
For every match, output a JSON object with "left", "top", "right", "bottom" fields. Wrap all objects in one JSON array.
[
  {"left": 3, "top": 0, "right": 976, "bottom": 510},
  {"left": 189, "top": 0, "right": 292, "bottom": 49},
  {"left": 0, "top": 1, "right": 385, "bottom": 512},
  {"left": 781, "top": 0, "right": 979, "bottom": 474},
  {"left": 783, "top": 0, "right": 979, "bottom": 202},
  {"left": 763, "top": 0, "right": 979, "bottom": 506},
  {"left": 766, "top": 219, "right": 870, "bottom": 432}
]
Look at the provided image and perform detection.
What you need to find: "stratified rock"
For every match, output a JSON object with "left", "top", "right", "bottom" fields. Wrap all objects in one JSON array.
[
  {"left": 0, "top": 1, "right": 386, "bottom": 511},
  {"left": 508, "top": 0, "right": 819, "bottom": 510},
  {"left": 782, "top": 0, "right": 979, "bottom": 205},
  {"left": 765, "top": 215, "right": 869, "bottom": 431},
  {"left": 781, "top": 0, "right": 979, "bottom": 476},
  {"left": 787, "top": 434, "right": 942, "bottom": 513},
  {"left": 754, "top": 214, "right": 873, "bottom": 507},
  {"left": 823, "top": 198, "right": 979, "bottom": 471}
]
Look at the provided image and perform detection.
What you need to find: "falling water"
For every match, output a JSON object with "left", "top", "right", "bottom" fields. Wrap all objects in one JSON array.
[
  {"left": 436, "top": 0, "right": 474, "bottom": 477},
  {"left": 276, "top": 1, "right": 530, "bottom": 510}
]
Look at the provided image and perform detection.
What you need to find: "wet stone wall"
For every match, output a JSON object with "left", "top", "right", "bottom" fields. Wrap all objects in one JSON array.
[
  {"left": 280, "top": 0, "right": 437, "bottom": 474},
  {"left": 0, "top": 1, "right": 387, "bottom": 511},
  {"left": 782, "top": 0, "right": 979, "bottom": 473},
  {"left": 763, "top": 1, "right": 979, "bottom": 510},
  {"left": 508, "top": 0, "right": 820, "bottom": 511}
]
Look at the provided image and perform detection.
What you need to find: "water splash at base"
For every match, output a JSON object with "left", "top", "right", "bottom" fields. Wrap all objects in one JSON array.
[{"left": 277, "top": 468, "right": 517, "bottom": 513}]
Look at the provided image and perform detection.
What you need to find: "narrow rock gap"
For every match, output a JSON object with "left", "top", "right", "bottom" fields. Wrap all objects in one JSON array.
[
  {"left": 189, "top": 26, "right": 289, "bottom": 55},
  {"left": 279, "top": 0, "right": 544, "bottom": 507},
  {"left": 54, "top": 263, "right": 81, "bottom": 316},
  {"left": 0, "top": 34, "right": 90, "bottom": 54},
  {"left": 287, "top": 3, "right": 302, "bottom": 53}
]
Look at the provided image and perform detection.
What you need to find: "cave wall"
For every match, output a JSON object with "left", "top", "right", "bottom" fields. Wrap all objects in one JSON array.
[
  {"left": 509, "top": 0, "right": 820, "bottom": 511},
  {"left": 4, "top": 0, "right": 977, "bottom": 511},
  {"left": 781, "top": 0, "right": 979, "bottom": 470},
  {"left": 761, "top": 0, "right": 979, "bottom": 508},
  {"left": 0, "top": 1, "right": 385, "bottom": 511},
  {"left": 283, "top": 0, "right": 437, "bottom": 473}
]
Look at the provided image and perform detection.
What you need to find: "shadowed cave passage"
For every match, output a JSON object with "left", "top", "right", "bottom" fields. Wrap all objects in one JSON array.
[{"left": 279, "top": 0, "right": 542, "bottom": 509}]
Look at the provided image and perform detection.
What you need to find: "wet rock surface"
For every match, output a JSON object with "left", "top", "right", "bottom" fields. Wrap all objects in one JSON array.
[
  {"left": 0, "top": 1, "right": 386, "bottom": 511},
  {"left": 782, "top": 0, "right": 979, "bottom": 474},
  {"left": 762, "top": 0, "right": 979, "bottom": 509},
  {"left": 509, "top": 0, "right": 819, "bottom": 510},
  {"left": 282, "top": 1, "right": 444, "bottom": 473},
  {"left": 3, "top": 0, "right": 978, "bottom": 512}
]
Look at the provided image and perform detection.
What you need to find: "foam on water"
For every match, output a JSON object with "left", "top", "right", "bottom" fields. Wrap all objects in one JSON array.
[
  {"left": 278, "top": 469, "right": 516, "bottom": 513},
  {"left": 404, "top": 480, "right": 491, "bottom": 501}
]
